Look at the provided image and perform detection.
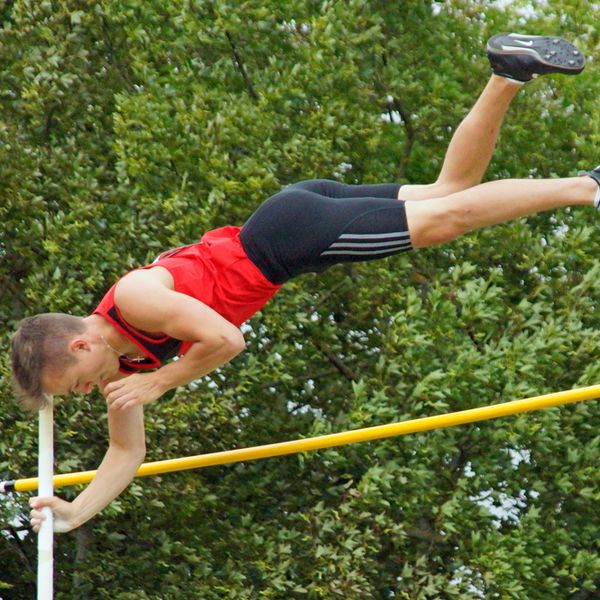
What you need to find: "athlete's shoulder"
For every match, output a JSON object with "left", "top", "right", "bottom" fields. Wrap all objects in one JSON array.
[{"left": 116, "top": 267, "right": 174, "bottom": 299}]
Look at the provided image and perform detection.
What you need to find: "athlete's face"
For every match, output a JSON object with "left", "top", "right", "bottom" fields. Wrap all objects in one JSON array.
[{"left": 41, "top": 339, "right": 119, "bottom": 397}]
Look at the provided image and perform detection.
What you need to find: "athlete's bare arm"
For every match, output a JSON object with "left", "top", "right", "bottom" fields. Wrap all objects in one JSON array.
[
  {"left": 30, "top": 403, "right": 146, "bottom": 532},
  {"left": 103, "top": 267, "right": 246, "bottom": 410}
]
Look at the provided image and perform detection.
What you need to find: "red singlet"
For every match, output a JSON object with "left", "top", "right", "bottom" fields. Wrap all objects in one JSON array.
[{"left": 93, "top": 226, "right": 282, "bottom": 372}]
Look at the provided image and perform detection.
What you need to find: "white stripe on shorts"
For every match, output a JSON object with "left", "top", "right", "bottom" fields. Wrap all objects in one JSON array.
[
  {"left": 320, "top": 230, "right": 411, "bottom": 257},
  {"left": 321, "top": 241, "right": 411, "bottom": 257},
  {"left": 329, "top": 239, "right": 410, "bottom": 249},
  {"left": 338, "top": 231, "right": 410, "bottom": 240}
]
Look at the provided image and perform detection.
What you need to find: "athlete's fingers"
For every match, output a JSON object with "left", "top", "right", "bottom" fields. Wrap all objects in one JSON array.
[
  {"left": 108, "top": 394, "right": 126, "bottom": 409},
  {"left": 105, "top": 390, "right": 119, "bottom": 404},
  {"left": 105, "top": 386, "right": 129, "bottom": 405},
  {"left": 104, "top": 378, "right": 143, "bottom": 403},
  {"left": 111, "top": 392, "right": 138, "bottom": 411},
  {"left": 108, "top": 385, "right": 146, "bottom": 405},
  {"left": 122, "top": 399, "right": 141, "bottom": 410},
  {"left": 103, "top": 379, "right": 125, "bottom": 395},
  {"left": 29, "top": 496, "right": 59, "bottom": 510},
  {"left": 30, "top": 507, "right": 47, "bottom": 532}
]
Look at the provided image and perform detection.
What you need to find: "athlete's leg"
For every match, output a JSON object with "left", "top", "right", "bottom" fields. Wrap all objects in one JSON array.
[
  {"left": 400, "top": 34, "right": 585, "bottom": 202},
  {"left": 406, "top": 175, "right": 597, "bottom": 248},
  {"left": 400, "top": 76, "right": 519, "bottom": 201},
  {"left": 241, "top": 171, "right": 599, "bottom": 281}
]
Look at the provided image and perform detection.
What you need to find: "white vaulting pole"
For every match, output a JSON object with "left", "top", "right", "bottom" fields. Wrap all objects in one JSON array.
[{"left": 38, "top": 402, "right": 54, "bottom": 600}]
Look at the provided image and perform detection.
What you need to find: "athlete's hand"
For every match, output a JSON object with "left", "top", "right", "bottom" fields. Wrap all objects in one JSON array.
[
  {"left": 29, "top": 496, "right": 79, "bottom": 533},
  {"left": 103, "top": 373, "right": 166, "bottom": 410}
]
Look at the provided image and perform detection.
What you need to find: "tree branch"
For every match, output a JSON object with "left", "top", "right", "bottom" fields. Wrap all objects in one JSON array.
[
  {"left": 311, "top": 338, "right": 359, "bottom": 382},
  {"left": 379, "top": 50, "right": 416, "bottom": 180},
  {"left": 101, "top": 15, "right": 135, "bottom": 91},
  {"left": 388, "top": 95, "right": 415, "bottom": 180},
  {"left": 72, "top": 524, "right": 93, "bottom": 595},
  {"left": 225, "top": 31, "right": 259, "bottom": 102},
  {"left": 43, "top": 103, "right": 58, "bottom": 143},
  {"left": 7, "top": 525, "right": 34, "bottom": 574}
]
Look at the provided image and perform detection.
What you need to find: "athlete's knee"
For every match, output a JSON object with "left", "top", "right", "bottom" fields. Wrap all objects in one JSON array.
[
  {"left": 405, "top": 200, "right": 469, "bottom": 248},
  {"left": 399, "top": 180, "right": 476, "bottom": 202},
  {"left": 432, "top": 178, "right": 478, "bottom": 196}
]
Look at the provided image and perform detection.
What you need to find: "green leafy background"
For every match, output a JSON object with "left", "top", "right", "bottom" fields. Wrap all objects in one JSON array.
[{"left": 1, "top": 1, "right": 600, "bottom": 598}]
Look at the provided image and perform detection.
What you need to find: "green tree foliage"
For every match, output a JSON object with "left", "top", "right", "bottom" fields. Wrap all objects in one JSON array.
[{"left": 2, "top": 0, "right": 600, "bottom": 598}]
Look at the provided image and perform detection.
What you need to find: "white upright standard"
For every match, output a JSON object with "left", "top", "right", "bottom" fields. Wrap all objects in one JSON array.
[{"left": 38, "top": 402, "right": 54, "bottom": 600}]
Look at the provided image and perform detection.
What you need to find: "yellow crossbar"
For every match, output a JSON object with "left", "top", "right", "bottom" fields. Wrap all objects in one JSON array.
[{"left": 4, "top": 384, "right": 600, "bottom": 493}]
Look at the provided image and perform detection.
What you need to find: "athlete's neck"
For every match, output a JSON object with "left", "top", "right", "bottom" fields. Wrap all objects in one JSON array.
[{"left": 83, "top": 314, "right": 146, "bottom": 360}]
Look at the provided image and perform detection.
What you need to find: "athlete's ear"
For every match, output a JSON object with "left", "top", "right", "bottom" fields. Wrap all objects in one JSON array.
[{"left": 69, "top": 338, "right": 91, "bottom": 353}]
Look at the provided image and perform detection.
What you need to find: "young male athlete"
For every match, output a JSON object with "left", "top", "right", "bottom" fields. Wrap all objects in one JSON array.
[{"left": 15, "top": 34, "right": 600, "bottom": 533}]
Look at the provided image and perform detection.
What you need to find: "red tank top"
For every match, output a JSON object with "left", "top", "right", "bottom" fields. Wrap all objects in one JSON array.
[{"left": 93, "top": 226, "right": 282, "bottom": 373}]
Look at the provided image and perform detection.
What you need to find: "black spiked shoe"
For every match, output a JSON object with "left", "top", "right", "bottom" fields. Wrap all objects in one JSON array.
[{"left": 487, "top": 33, "right": 585, "bottom": 83}]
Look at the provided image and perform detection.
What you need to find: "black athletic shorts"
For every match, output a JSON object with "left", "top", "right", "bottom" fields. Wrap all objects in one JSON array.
[{"left": 240, "top": 179, "right": 412, "bottom": 284}]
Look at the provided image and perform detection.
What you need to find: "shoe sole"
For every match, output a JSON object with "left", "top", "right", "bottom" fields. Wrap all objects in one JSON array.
[{"left": 487, "top": 33, "right": 585, "bottom": 75}]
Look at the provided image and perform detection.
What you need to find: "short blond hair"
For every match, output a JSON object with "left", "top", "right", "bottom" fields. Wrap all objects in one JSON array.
[{"left": 11, "top": 313, "right": 85, "bottom": 410}]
